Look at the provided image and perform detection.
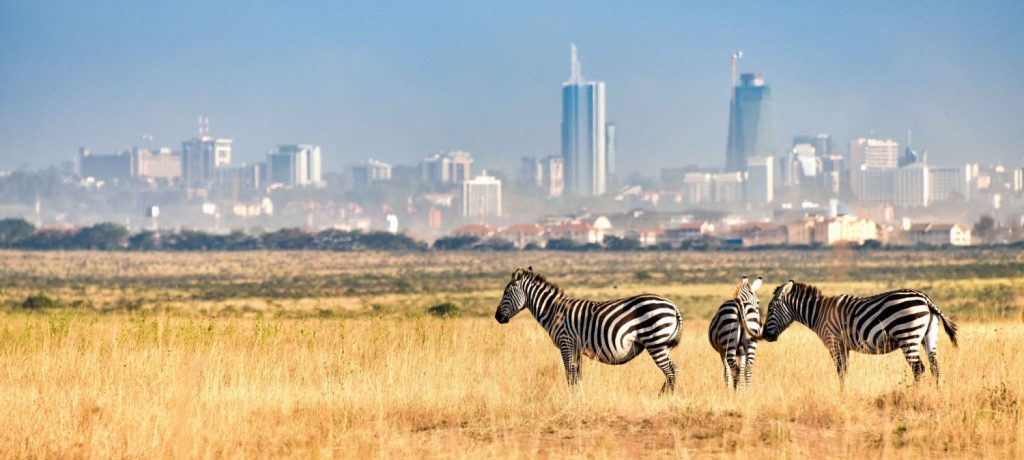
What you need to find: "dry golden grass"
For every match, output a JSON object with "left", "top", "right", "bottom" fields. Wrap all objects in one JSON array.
[
  {"left": 0, "top": 314, "right": 1020, "bottom": 458},
  {"left": 1, "top": 249, "right": 1021, "bottom": 457}
]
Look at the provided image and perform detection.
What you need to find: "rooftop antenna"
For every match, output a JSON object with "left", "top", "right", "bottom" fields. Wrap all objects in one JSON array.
[
  {"left": 569, "top": 43, "right": 582, "bottom": 83},
  {"left": 730, "top": 50, "right": 743, "bottom": 89},
  {"left": 198, "top": 116, "right": 210, "bottom": 137}
]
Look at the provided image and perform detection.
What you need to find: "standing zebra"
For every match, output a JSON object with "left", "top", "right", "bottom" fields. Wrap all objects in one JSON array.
[
  {"left": 494, "top": 267, "right": 683, "bottom": 394},
  {"left": 708, "top": 275, "right": 763, "bottom": 390},
  {"left": 744, "top": 280, "right": 958, "bottom": 386}
]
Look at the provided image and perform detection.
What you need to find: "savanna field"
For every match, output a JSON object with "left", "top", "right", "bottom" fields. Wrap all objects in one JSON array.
[{"left": 0, "top": 249, "right": 1022, "bottom": 458}]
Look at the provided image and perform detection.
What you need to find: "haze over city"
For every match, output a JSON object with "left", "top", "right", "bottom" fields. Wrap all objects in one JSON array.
[{"left": 2, "top": 1, "right": 1023, "bottom": 174}]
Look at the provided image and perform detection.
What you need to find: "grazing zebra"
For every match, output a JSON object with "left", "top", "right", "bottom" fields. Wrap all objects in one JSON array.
[
  {"left": 494, "top": 267, "right": 683, "bottom": 394},
  {"left": 708, "top": 275, "right": 763, "bottom": 390},
  {"left": 744, "top": 280, "right": 958, "bottom": 386}
]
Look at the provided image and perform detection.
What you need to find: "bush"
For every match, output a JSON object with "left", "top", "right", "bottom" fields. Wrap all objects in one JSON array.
[
  {"left": 433, "top": 235, "right": 480, "bottom": 250},
  {"left": 426, "top": 302, "right": 461, "bottom": 318},
  {"left": 22, "top": 294, "right": 58, "bottom": 310}
]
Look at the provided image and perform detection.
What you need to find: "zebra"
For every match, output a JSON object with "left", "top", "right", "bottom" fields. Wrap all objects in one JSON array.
[
  {"left": 708, "top": 275, "right": 763, "bottom": 390},
  {"left": 743, "top": 280, "right": 958, "bottom": 386},
  {"left": 494, "top": 267, "right": 683, "bottom": 394}
]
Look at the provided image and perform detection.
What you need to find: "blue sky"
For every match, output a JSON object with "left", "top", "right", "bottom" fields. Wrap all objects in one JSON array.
[{"left": 1, "top": 1, "right": 1022, "bottom": 174}]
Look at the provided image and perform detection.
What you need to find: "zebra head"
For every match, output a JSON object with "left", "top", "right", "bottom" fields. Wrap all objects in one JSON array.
[
  {"left": 737, "top": 275, "right": 764, "bottom": 337},
  {"left": 495, "top": 267, "right": 530, "bottom": 324},
  {"left": 762, "top": 280, "right": 797, "bottom": 342}
]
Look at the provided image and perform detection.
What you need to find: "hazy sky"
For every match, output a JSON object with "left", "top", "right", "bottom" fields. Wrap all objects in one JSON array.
[{"left": 1, "top": 1, "right": 1022, "bottom": 175}]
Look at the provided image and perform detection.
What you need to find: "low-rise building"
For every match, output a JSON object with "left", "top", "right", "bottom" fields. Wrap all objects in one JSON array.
[
  {"left": 902, "top": 223, "right": 972, "bottom": 246},
  {"left": 499, "top": 224, "right": 547, "bottom": 249}
]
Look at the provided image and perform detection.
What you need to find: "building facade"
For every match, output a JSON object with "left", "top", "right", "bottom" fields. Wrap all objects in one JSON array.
[
  {"left": 182, "top": 135, "right": 232, "bottom": 188},
  {"left": 462, "top": 172, "right": 502, "bottom": 219},
  {"left": 726, "top": 73, "right": 774, "bottom": 172},
  {"left": 561, "top": 44, "right": 607, "bottom": 197},
  {"left": 421, "top": 150, "right": 473, "bottom": 186},
  {"left": 347, "top": 159, "right": 392, "bottom": 190}
]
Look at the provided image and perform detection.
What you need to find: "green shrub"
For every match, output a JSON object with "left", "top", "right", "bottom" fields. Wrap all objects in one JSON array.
[{"left": 22, "top": 294, "right": 58, "bottom": 310}]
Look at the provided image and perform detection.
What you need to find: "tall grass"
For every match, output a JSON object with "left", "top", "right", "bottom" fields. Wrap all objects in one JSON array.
[{"left": 0, "top": 315, "right": 1019, "bottom": 457}]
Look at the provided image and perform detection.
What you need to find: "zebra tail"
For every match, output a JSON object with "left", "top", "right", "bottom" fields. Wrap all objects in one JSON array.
[
  {"left": 927, "top": 297, "right": 959, "bottom": 348},
  {"left": 665, "top": 306, "right": 683, "bottom": 349}
]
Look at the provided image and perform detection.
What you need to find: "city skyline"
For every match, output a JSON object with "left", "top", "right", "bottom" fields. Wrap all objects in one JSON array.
[{"left": 2, "top": 2, "right": 1023, "bottom": 175}]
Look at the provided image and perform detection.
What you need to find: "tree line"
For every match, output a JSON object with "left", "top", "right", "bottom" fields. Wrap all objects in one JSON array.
[{"left": 0, "top": 218, "right": 425, "bottom": 251}]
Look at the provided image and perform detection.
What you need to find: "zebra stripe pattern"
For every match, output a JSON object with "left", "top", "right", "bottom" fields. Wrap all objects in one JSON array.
[
  {"left": 495, "top": 267, "right": 683, "bottom": 394},
  {"left": 753, "top": 280, "right": 958, "bottom": 386},
  {"left": 708, "top": 275, "right": 763, "bottom": 389}
]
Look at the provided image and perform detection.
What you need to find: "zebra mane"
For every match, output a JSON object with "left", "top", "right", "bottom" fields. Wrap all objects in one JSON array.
[
  {"left": 524, "top": 271, "right": 564, "bottom": 297},
  {"left": 789, "top": 281, "right": 823, "bottom": 299}
]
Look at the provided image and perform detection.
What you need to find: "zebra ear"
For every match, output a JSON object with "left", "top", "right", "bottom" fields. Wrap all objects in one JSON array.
[
  {"left": 741, "top": 276, "right": 749, "bottom": 285},
  {"left": 750, "top": 277, "right": 763, "bottom": 292},
  {"left": 528, "top": 266, "right": 533, "bottom": 272},
  {"left": 513, "top": 268, "right": 525, "bottom": 280},
  {"left": 780, "top": 280, "right": 794, "bottom": 295}
]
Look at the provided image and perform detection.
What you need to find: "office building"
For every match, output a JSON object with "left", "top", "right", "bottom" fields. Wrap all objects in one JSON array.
[
  {"left": 266, "top": 144, "right": 321, "bottom": 187},
  {"left": 132, "top": 147, "right": 182, "bottom": 181},
  {"left": 78, "top": 148, "right": 132, "bottom": 183},
  {"left": 792, "top": 134, "right": 835, "bottom": 157},
  {"left": 746, "top": 156, "right": 775, "bottom": 204},
  {"left": 463, "top": 172, "right": 502, "bottom": 218},
  {"left": 518, "top": 155, "right": 564, "bottom": 198},
  {"left": 421, "top": 150, "right": 473, "bottom": 186},
  {"left": 726, "top": 73, "right": 775, "bottom": 172},
  {"left": 850, "top": 138, "right": 899, "bottom": 171},
  {"left": 347, "top": 159, "right": 392, "bottom": 190},
  {"left": 182, "top": 134, "right": 232, "bottom": 188},
  {"left": 561, "top": 44, "right": 608, "bottom": 196}
]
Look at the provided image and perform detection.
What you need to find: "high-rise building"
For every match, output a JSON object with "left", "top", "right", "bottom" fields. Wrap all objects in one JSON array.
[
  {"left": 605, "top": 122, "right": 617, "bottom": 188},
  {"left": 929, "top": 165, "right": 974, "bottom": 203},
  {"left": 849, "top": 138, "right": 899, "bottom": 171},
  {"left": 462, "top": 172, "right": 502, "bottom": 219},
  {"left": 561, "top": 44, "right": 607, "bottom": 196},
  {"left": 346, "top": 159, "right": 392, "bottom": 190},
  {"left": 518, "top": 155, "right": 564, "bottom": 198},
  {"left": 793, "top": 134, "right": 835, "bottom": 157},
  {"left": 182, "top": 135, "right": 232, "bottom": 188},
  {"left": 786, "top": 143, "right": 822, "bottom": 187},
  {"left": 421, "top": 151, "right": 473, "bottom": 186},
  {"left": 746, "top": 156, "right": 775, "bottom": 204},
  {"left": 132, "top": 147, "right": 182, "bottom": 181},
  {"left": 726, "top": 73, "right": 774, "bottom": 172},
  {"left": 79, "top": 148, "right": 132, "bottom": 183},
  {"left": 266, "top": 145, "right": 322, "bottom": 187}
]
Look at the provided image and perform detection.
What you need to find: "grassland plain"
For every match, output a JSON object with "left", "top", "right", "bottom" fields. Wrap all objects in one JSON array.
[{"left": 0, "top": 249, "right": 1022, "bottom": 457}]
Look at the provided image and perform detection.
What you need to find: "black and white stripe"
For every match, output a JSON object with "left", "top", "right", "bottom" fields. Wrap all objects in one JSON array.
[
  {"left": 495, "top": 267, "right": 683, "bottom": 394},
  {"left": 708, "top": 275, "right": 763, "bottom": 389},
  {"left": 750, "top": 280, "right": 958, "bottom": 386}
]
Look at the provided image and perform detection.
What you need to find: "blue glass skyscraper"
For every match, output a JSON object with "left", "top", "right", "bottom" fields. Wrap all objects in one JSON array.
[
  {"left": 561, "top": 44, "right": 607, "bottom": 197},
  {"left": 726, "top": 73, "right": 775, "bottom": 172}
]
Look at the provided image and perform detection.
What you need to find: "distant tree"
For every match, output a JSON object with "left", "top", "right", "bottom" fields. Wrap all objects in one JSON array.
[
  {"left": 544, "top": 238, "right": 578, "bottom": 251},
  {"left": 128, "top": 230, "right": 160, "bottom": 251},
  {"left": 433, "top": 235, "right": 480, "bottom": 250},
  {"left": 19, "top": 229, "right": 76, "bottom": 249},
  {"left": 72, "top": 223, "right": 129, "bottom": 250},
  {"left": 261, "top": 228, "right": 316, "bottom": 250},
  {"left": 974, "top": 215, "right": 996, "bottom": 243},
  {"left": 0, "top": 218, "right": 35, "bottom": 247},
  {"left": 604, "top": 236, "right": 641, "bottom": 251},
  {"left": 355, "top": 232, "right": 426, "bottom": 251},
  {"left": 473, "top": 238, "right": 515, "bottom": 251}
]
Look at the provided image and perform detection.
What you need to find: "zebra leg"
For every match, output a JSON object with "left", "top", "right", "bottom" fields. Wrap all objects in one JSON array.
[
  {"left": 559, "top": 344, "right": 582, "bottom": 387},
  {"left": 829, "top": 342, "right": 849, "bottom": 390},
  {"left": 743, "top": 343, "right": 757, "bottom": 388},
  {"left": 723, "top": 348, "right": 738, "bottom": 390},
  {"left": 736, "top": 346, "right": 747, "bottom": 391},
  {"left": 648, "top": 345, "right": 677, "bottom": 395},
  {"left": 925, "top": 316, "right": 941, "bottom": 385},
  {"left": 900, "top": 341, "right": 926, "bottom": 383}
]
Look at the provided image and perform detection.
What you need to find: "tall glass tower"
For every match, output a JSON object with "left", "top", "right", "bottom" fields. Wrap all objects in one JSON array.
[
  {"left": 726, "top": 73, "right": 774, "bottom": 172},
  {"left": 561, "top": 44, "right": 607, "bottom": 197}
]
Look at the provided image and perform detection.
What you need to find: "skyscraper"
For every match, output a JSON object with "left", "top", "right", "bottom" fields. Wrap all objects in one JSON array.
[
  {"left": 463, "top": 172, "right": 502, "bottom": 219},
  {"left": 266, "top": 144, "right": 322, "bottom": 187},
  {"left": 726, "top": 73, "right": 775, "bottom": 172},
  {"left": 561, "top": 44, "right": 607, "bottom": 197}
]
